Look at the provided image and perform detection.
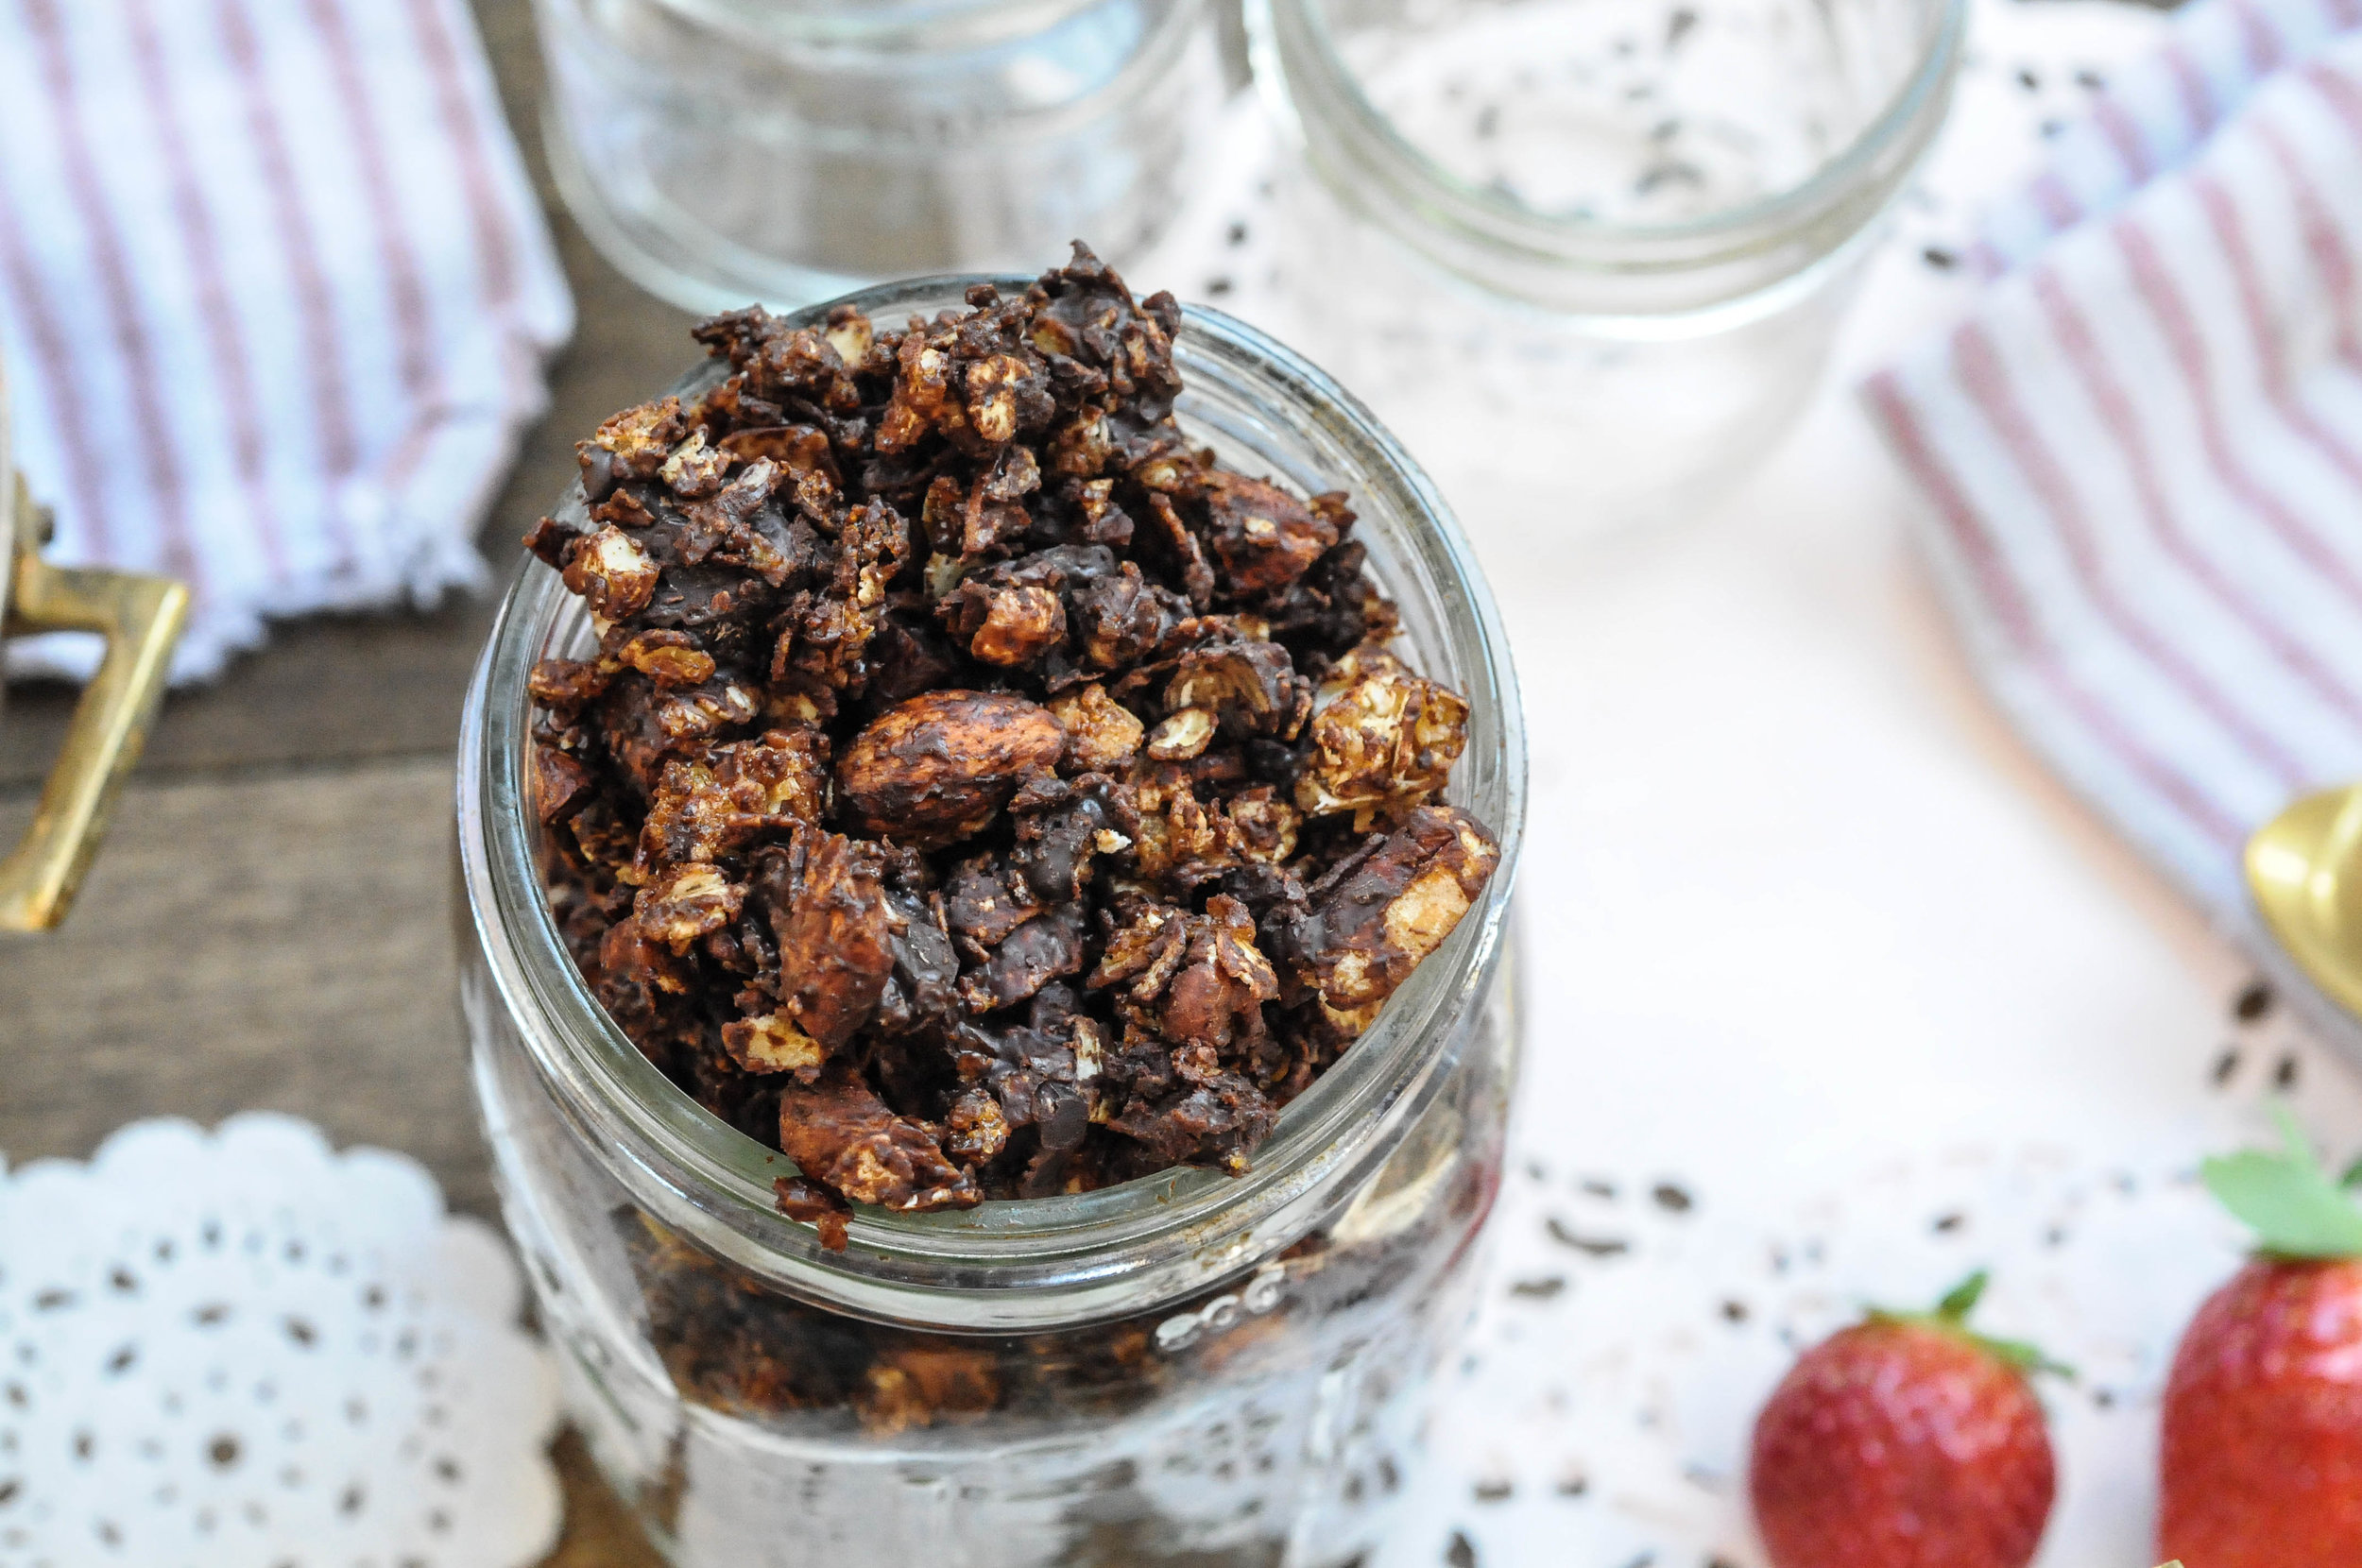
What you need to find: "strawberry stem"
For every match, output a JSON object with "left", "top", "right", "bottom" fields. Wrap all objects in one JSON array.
[
  {"left": 1866, "top": 1270, "right": 2073, "bottom": 1380},
  {"left": 1935, "top": 1270, "right": 1989, "bottom": 1321}
]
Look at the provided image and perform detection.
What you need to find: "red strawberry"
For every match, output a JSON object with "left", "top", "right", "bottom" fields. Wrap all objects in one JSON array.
[
  {"left": 2158, "top": 1112, "right": 2362, "bottom": 1566},
  {"left": 1749, "top": 1271, "right": 2060, "bottom": 1568}
]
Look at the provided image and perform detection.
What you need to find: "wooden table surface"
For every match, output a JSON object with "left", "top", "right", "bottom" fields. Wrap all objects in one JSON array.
[{"left": 0, "top": 5, "right": 692, "bottom": 1559}]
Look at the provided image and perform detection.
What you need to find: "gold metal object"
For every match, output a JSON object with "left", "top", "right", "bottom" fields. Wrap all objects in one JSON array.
[
  {"left": 0, "top": 362, "right": 190, "bottom": 930},
  {"left": 2247, "top": 785, "right": 2362, "bottom": 1019}
]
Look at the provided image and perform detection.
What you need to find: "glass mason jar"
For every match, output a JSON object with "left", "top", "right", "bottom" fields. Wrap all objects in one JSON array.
[
  {"left": 454, "top": 278, "right": 1527, "bottom": 1565},
  {"left": 534, "top": 0, "right": 1227, "bottom": 313},
  {"left": 1246, "top": 0, "right": 1966, "bottom": 530}
]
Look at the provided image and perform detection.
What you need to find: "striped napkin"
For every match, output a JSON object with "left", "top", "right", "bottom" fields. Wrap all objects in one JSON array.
[
  {"left": 0, "top": 0, "right": 573, "bottom": 683},
  {"left": 1866, "top": 0, "right": 2362, "bottom": 946}
]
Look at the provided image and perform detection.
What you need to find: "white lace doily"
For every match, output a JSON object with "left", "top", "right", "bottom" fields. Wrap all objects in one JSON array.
[{"left": 0, "top": 1114, "right": 560, "bottom": 1568}]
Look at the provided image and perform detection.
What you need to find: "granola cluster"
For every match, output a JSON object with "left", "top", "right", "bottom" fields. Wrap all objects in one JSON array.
[{"left": 525, "top": 245, "right": 1498, "bottom": 1242}]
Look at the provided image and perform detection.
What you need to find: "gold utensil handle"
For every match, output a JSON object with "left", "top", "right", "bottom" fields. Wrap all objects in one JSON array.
[{"left": 0, "top": 549, "right": 188, "bottom": 931}]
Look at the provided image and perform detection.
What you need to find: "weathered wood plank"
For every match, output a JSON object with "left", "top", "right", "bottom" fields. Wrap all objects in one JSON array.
[
  {"left": 0, "top": 760, "right": 490, "bottom": 1208},
  {"left": 547, "top": 1429, "right": 667, "bottom": 1568}
]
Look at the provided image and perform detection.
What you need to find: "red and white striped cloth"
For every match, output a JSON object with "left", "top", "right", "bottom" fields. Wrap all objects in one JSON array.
[
  {"left": 1867, "top": 0, "right": 2362, "bottom": 929},
  {"left": 0, "top": 0, "right": 572, "bottom": 682}
]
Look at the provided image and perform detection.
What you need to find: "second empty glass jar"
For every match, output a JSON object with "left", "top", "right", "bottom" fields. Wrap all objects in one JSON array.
[{"left": 1248, "top": 0, "right": 1966, "bottom": 530}]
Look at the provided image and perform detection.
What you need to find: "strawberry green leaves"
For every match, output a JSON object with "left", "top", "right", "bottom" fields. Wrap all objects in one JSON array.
[
  {"left": 2201, "top": 1107, "right": 2362, "bottom": 1261},
  {"left": 1937, "top": 1270, "right": 1992, "bottom": 1320}
]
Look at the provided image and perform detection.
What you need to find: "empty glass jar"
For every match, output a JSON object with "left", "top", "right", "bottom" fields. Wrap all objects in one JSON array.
[
  {"left": 453, "top": 277, "right": 1526, "bottom": 1565},
  {"left": 535, "top": 0, "right": 1226, "bottom": 312},
  {"left": 1247, "top": 0, "right": 1966, "bottom": 529}
]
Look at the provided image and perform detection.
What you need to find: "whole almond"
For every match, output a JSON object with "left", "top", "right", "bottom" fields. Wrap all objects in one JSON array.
[{"left": 836, "top": 690, "right": 1064, "bottom": 846}]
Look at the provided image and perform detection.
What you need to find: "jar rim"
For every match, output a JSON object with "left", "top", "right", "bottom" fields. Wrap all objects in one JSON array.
[
  {"left": 1248, "top": 0, "right": 1965, "bottom": 289},
  {"left": 619, "top": 0, "right": 1129, "bottom": 50},
  {"left": 455, "top": 274, "right": 1528, "bottom": 1328}
]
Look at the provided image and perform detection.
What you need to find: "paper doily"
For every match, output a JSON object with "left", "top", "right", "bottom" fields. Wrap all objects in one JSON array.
[
  {"left": 1372, "top": 974, "right": 2362, "bottom": 1568},
  {"left": 0, "top": 1114, "right": 560, "bottom": 1568}
]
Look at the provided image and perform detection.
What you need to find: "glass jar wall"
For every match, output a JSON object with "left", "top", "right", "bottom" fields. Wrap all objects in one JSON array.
[
  {"left": 534, "top": 0, "right": 1225, "bottom": 313},
  {"left": 1247, "top": 0, "right": 1965, "bottom": 530},
  {"left": 454, "top": 280, "right": 1526, "bottom": 1565}
]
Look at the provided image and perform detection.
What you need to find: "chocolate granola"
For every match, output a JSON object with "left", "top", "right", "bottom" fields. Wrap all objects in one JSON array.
[{"left": 525, "top": 245, "right": 1498, "bottom": 1240}]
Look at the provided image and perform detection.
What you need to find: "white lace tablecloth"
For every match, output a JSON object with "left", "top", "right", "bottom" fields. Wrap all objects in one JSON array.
[{"left": 1145, "top": 2, "right": 2362, "bottom": 1563}]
